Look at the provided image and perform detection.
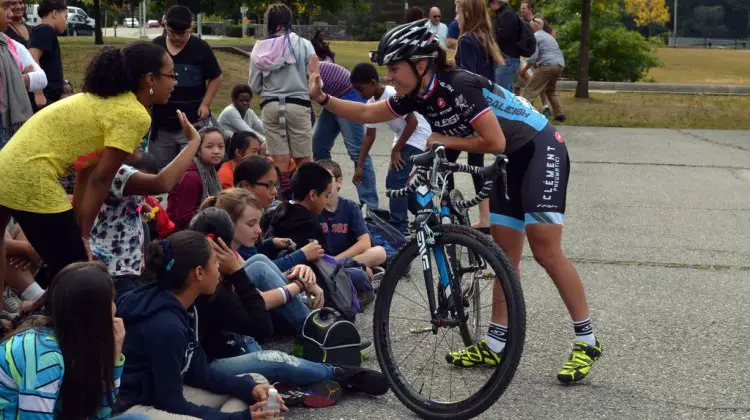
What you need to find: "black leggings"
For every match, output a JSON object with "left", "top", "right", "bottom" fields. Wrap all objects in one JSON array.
[
  {"left": 11, "top": 209, "right": 88, "bottom": 287},
  {"left": 445, "top": 149, "right": 485, "bottom": 193}
]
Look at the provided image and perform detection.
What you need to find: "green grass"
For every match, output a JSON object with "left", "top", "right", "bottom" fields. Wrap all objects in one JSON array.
[
  {"left": 60, "top": 39, "right": 750, "bottom": 129},
  {"left": 649, "top": 48, "right": 750, "bottom": 85},
  {"left": 552, "top": 91, "right": 750, "bottom": 130}
]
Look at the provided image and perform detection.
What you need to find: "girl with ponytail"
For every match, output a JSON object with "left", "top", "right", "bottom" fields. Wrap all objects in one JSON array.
[
  {"left": 115, "top": 230, "right": 286, "bottom": 419},
  {"left": 0, "top": 41, "right": 177, "bottom": 312}
]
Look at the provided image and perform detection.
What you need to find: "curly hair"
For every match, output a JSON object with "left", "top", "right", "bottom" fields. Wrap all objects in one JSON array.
[{"left": 83, "top": 41, "right": 167, "bottom": 98}]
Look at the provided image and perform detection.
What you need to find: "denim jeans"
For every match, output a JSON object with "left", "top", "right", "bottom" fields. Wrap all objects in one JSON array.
[
  {"left": 242, "top": 254, "right": 309, "bottom": 331},
  {"left": 312, "top": 91, "right": 378, "bottom": 208},
  {"left": 386, "top": 145, "right": 423, "bottom": 234},
  {"left": 210, "top": 348, "right": 334, "bottom": 386},
  {"left": 494, "top": 57, "right": 521, "bottom": 92}
]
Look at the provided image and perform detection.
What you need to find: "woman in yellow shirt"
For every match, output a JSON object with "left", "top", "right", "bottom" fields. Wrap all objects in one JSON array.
[{"left": 0, "top": 41, "right": 178, "bottom": 308}]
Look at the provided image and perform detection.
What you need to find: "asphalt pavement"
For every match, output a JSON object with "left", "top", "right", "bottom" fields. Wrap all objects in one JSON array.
[{"left": 279, "top": 126, "right": 750, "bottom": 419}]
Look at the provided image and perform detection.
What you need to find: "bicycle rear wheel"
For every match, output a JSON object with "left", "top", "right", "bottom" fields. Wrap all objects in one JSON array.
[{"left": 374, "top": 224, "right": 526, "bottom": 419}]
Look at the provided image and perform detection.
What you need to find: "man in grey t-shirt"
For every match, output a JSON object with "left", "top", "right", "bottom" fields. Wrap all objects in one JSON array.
[{"left": 522, "top": 18, "right": 566, "bottom": 122}]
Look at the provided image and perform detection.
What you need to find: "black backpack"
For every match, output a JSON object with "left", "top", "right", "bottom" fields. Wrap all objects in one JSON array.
[
  {"left": 310, "top": 256, "right": 359, "bottom": 322},
  {"left": 515, "top": 14, "right": 537, "bottom": 57}
]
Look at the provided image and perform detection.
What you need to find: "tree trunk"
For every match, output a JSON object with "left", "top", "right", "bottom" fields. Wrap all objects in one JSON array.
[
  {"left": 94, "top": 0, "right": 103, "bottom": 45},
  {"left": 575, "top": 0, "right": 591, "bottom": 98}
]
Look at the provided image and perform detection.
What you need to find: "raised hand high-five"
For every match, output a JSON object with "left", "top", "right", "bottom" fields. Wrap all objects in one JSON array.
[{"left": 308, "top": 54, "right": 326, "bottom": 103}]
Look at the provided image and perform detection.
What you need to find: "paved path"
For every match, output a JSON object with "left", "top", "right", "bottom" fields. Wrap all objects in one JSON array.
[{"left": 283, "top": 126, "right": 750, "bottom": 419}]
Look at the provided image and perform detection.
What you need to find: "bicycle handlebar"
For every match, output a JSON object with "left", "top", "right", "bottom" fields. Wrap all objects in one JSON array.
[{"left": 385, "top": 143, "right": 509, "bottom": 210}]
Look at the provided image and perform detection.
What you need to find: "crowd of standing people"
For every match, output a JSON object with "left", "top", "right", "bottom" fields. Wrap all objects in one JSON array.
[{"left": 0, "top": 0, "right": 595, "bottom": 418}]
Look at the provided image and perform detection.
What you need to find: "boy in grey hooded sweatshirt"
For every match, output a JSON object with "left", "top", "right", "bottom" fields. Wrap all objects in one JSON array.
[{"left": 250, "top": 3, "right": 314, "bottom": 199}]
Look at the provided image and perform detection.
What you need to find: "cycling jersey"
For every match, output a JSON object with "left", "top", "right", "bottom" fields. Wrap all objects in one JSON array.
[{"left": 386, "top": 69, "right": 549, "bottom": 154}]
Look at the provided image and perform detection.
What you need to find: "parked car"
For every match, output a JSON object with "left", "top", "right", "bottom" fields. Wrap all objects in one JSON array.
[
  {"left": 68, "top": 6, "right": 95, "bottom": 27},
  {"left": 123, "top": 17, "right": 139, "bottom": 27},
  {"left": 64, "top": 14, "right": 94, "bottom": 36},
  {"left": 147, "top": 19, "right": 161, "bottom": 28}
]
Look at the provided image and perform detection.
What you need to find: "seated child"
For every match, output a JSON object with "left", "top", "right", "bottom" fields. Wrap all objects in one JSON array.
[
  {"left": 116, "top": 231, "right": 284, "bottom": 419},
  {"left": 190, "top": 207, "right": 387, "bottom": 404},
  {"left": 217, "top": 84, "right": 266, "bottom": 143},
  {"left": 198, "top": 190, "right": 324, "bottom": 332},
  {"left": 316, "top": 160, "right": 386, "bottom": 269},
  {"left": 167, "top": 127, "right": 225, "bottom": 230},
  {"left": 266, "top": 162, "right": 332, "bottom": 250},
  {"left": 218, "top": 131, "right": 261, "bottom": 189},
  {"left": 350, "top": 62, "right": 430, "bottom": 234}
]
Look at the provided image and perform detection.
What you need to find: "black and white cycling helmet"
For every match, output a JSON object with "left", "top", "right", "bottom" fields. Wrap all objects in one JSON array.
[{"left": 372, "top": 19, "right": 440, "bottom": 66}]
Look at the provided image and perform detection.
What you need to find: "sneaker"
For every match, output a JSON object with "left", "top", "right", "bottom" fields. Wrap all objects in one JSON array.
[
  {"left": 542, "top": 106, "right": 551, "bottom": 117},
  {"left": 557, "top": 340, "right": 602, "bottom": 383},
  {"left": 357, "top": 289, "right": 375, "bottom": 310},
  {"left": 3, "top": 289, "right": 22, "bottom": 315},
  {"left": 275, "top": 380, "right": 342, "bottom": 408},
  {"left": 371, "top": 267, "right": 385, "bottom": 291},
  {"left": 445, "top": 338, "right": 502, "bottom": 368},
  {"left": 555, "top": 114, "right": 567, "bottom": 123},
  {"left": 359, "top": 340, "right": 374, "bottom": 358},
  {"left": 332, "top": 365, "right": 389, "bottom": 395}
]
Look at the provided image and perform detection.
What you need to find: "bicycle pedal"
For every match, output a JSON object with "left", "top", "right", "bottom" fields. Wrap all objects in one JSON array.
[{"left": 410, "top": 326, "right": 433, "bottom": 334}]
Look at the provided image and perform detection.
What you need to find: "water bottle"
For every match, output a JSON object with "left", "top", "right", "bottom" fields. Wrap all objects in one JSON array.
[{"left": 265, "top": 387, "right": 280, "bottom": 412}]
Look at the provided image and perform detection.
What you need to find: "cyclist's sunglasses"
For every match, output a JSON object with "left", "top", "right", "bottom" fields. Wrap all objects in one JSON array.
[{"left": 368, "top": 51, "right": 378, "bottom": 63}]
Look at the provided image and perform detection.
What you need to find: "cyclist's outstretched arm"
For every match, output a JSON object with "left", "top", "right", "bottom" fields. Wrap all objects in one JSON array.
[
  {"left": 428, "top": 112, "right": 506, "bottom": 154},
  {"left": 309, "top": 55, "right": 395, "bottom": 124}
]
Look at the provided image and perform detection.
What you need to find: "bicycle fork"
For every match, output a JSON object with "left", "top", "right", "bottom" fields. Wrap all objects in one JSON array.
[{"left": 415, "top": 220, "right": 465, "bottom": 335}]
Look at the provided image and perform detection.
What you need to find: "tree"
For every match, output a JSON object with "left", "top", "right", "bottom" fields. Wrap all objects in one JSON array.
[
  {"left": 575, "top": 0, "right": 591, "bottom": 98},
  {"left": 624, "top": 0, "right": 670, "bottom": 36}
]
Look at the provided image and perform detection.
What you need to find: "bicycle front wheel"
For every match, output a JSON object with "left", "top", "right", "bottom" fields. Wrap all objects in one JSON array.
[{"left": 373, "top": 224, "right": 526, "bottom": 419}]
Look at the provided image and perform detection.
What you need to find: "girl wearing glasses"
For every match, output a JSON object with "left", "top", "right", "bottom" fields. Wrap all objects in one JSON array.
[{"left": 0, "top": 41, "right": 177, "bottom": 311}]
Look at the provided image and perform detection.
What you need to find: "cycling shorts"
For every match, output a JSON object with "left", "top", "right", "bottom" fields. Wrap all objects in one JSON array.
[{"left": 489, "top": 123, "right": 570, "bottom": 231}]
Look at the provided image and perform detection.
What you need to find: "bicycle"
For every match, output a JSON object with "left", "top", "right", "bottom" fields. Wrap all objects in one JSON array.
[{"left": 373, "top": 143, "right": 527, "bottom": 419}]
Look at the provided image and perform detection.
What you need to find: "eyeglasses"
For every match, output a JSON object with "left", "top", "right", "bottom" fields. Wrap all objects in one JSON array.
[
  {"left": 253, "top": 182, "right": 279, "bottom": 191},
  {"left": 166, "top": 28, "right": 189, "bottom": 38},
  {"left": 157, "top": 72, "right": 179, "bottom": 80},
  {"left": 432, "top": 15, "right": 441, "bottom": 18}
]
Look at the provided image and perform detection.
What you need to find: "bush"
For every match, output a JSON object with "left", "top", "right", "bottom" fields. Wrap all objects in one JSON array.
[
  {"left": 557, "top": 22, "right": 662, "bottom": 82},
  {"left": 225, "top": 24, "right": 243, "bottom": 38}
]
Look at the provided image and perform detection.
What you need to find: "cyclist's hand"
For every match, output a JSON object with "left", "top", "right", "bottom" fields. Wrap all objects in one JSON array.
[
  {"left": 352, "top": 165, "right": 364, "bottom": 184},
  {"left": 308, "top": 55, "right": 325, "bottom": 102},
  {"left": 390, "top": 149, "right": 405, "bottom": 170},
  {"left": 177, "top": 110, "right": 200, "bottom": 145}
]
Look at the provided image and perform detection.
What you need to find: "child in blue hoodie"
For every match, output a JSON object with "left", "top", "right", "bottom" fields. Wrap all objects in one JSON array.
[{"left": 115, "top": 230, "right": 286, "bottom": 419}]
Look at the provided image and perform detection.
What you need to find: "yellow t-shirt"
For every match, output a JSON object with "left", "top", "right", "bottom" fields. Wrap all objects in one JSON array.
[{"left": 0, "top": 92, "right": 151, "bottom": 214}]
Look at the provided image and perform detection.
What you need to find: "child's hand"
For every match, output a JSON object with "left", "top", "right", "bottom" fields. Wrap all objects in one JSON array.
[
  {"left": 177, "top": 110, "right": 200, "bottom": 145},
  {"left": 287, "top": 264, "right": 316, "bottom": 288},
  {"left": 212, "top": 238, "right": 242, "bottom": 275},
  {"left": 352, "top": 165, "right": 364, "bottom": 185},
  {"left": 272, "top": 238, "right": 296, "bottom": 250},
  {"left": 301, "top": 242, "right": 324, "bottom": 261},
  {"left": 390, "top": 149, "right": 405, "bottom": 170}
]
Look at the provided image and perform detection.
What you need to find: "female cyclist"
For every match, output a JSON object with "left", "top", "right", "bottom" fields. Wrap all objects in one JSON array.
[{"left": 307, "top": 19, "right": 602, "bottom": 383}]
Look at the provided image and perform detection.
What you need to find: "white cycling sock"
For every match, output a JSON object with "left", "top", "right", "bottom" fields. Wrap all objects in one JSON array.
[
  {"left": 573, "top": 317, "right": 597, "bottom": 346},
  {"left": 485, "top": 323, "right": 507, "bottom": 353}
]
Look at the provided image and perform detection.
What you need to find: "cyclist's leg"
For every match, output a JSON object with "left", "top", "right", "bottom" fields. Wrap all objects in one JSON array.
[
  {"left": 519, "top": 126, "right": 601, "bottom": 381},
  {"left": 446, "top": 146, "right": 528, "bottom": 367}
]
